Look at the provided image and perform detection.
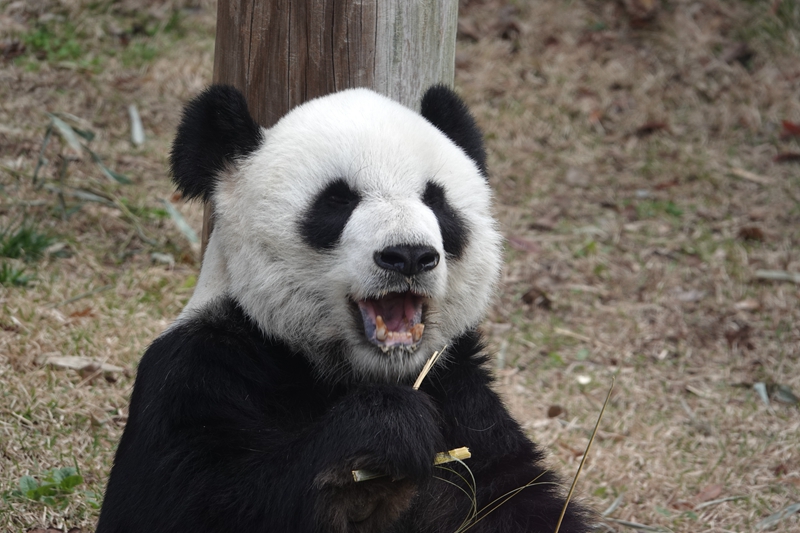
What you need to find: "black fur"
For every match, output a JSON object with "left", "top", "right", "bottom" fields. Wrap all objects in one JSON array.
[
  {"left": 97, "top": 298, "right": 591, "bottom": 533},
  {"left": 300, "top": 179, "right": 362, "bottom": 250},
  {"left": 421, "top": 181, "right": 468, "bottom": 259},
  {"left": 420, "top": 85, "right": 487, "bottom": 176},
  {"left": 170, "top": 85, "right": 264, "bottom": 202}
]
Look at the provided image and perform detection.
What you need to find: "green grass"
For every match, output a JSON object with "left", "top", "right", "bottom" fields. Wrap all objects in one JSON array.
[
  {"left": 735, "top": 1, "right": 800, "bottom": 51},
  {"left": 0, "top": 262, "right": 32, "bottom": 286},
  {"left": 0, "top": 221, "right": 53, "bottom": 261},
  {"left": 22, "top": 23, "right": 85, "bottom": 63},
  {"left": 15, "top": 8, "right": 189, "bottom": 71}
]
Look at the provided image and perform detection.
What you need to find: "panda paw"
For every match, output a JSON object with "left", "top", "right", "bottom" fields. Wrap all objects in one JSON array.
[
  {"left": 312, "top": 385, "right": 440, "bottom": 532},
  {"left": 322, "top": 384, "right": 443, "bottom": 483}
]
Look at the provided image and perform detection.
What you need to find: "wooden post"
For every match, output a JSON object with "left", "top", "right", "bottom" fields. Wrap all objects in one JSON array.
[{"left": 201, "top": 0, "right": 458, "bottom": 257}]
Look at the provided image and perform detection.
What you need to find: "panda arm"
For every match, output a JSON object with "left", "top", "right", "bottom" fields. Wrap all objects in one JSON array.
[
  {"left": 98, "top": 320, "right": 442, "bottom": 533},
  {"left": 419, "top": 330, "right": 592, "bottom": 533}
]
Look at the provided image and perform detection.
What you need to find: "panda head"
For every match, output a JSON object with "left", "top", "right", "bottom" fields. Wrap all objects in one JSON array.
[{"left": 171, "top": 85, "right": 502, "bottom": 382}]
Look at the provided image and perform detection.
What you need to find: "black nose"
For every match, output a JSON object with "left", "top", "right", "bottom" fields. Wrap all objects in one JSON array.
[{"left": 374, "top": 245, "right": 440, "bottom": 276}]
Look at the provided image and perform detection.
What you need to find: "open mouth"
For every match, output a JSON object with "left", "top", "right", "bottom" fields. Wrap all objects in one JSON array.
[{"left": 356, "top": 292, "right": 426, "bottom": 349}]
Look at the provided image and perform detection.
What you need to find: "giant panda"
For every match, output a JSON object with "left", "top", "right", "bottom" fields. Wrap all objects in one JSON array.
[{"left": 96, "top": 85, "right": 591, "bottom": 533}]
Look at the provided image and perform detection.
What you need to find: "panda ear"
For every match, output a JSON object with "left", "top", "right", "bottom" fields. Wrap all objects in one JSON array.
[
  {"left": 170, "top": 85, "right": 264, "bottom": 201},
  {"left": 420, "top": 85, "right": 487, "bottom": 176}
]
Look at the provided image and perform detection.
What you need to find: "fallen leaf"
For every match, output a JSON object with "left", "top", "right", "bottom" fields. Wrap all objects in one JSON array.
[
  {"left": 654, "top": 178, "right": 679, "bottom": 190},
  {"left": 695, "top": 484, "right": 723, "bottom": 503},
  {"left": 68, "top": 307, "right": 94, "bottom": 318},
  {"left": 543, "top": 35, "right": 559, "bottom": 47},
  {"left": 774, "top": 152, "right": 800, "bottom": 163},
  {"left": 734, "top": 298, "right": 761, "bottom": 311},
  {"left": 738, "top": 226, "right": 765, "bottom": 241},
  {"left": 0, "top": 39, "right": 26, "bottom": 60},
  {"left": 45, "top": 355, "right": 124, "bottom": 374},
  {"left": 623, "top": 0, "right": 659, "bottom": 26},
  {"left": 754, "top": 382, "right": 770, "bottom": 405},
  {"left": 773, "top": 384, "right": 799, "bottom": 405},
  {"left": 773, "top": 463, "right": 790, "bottom": 477},
  {"left": 521, "top": 286, "right": 552, "bottom": 309},
  {"left": 780, "top": 120, "right": 800, "bottom": 139},
  {"left": 671, "top": 500, "right": 694, "bottom": 511},
  {"left": 755, "top": 502, "right": 800, "bottom": 530},
  {"left": 635, "top": 121, "right": 667, "bottom": 137},
  {"left": 725, "top": 323, "right": 754, "bottom": 350}
]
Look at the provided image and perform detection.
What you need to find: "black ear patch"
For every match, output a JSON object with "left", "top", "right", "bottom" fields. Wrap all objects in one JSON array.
[
  {"left": 170, "top": 85, "right": 264, "bottom": 202},
  {"left": 420, "top": 85, "right": 487, "bottom": 177}
]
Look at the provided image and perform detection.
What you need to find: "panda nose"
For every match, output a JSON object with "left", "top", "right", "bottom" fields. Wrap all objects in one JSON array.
[{"left": 374, "top": 245, "right": 440, "bottom": 276}]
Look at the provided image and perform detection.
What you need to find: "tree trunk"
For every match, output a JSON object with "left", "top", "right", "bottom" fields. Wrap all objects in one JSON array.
[{"left": 201, "top": 0, "right": 458, "bottom": 256}]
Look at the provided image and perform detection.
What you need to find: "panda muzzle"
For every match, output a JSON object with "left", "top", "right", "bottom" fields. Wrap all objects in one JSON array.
[{"left": 357, "top": 292, "right": 425, "bottom": 349}]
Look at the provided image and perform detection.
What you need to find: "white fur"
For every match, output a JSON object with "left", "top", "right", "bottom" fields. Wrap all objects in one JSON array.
[{"left": 181, "top": 89, "right": 502, "bottom": 382}]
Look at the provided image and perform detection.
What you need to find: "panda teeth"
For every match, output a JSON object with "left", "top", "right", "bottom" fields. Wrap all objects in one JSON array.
[
  {"left": 411, "top": 323, "right": 425, "bottom": 342},
  {"left": 375, "top": 315, "right": 387, "bottom": 341}
]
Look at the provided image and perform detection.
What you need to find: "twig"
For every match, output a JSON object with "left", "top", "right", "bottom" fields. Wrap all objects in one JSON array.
[
  {"left": 755, "top": 270, "right": 800, "bottom": 284},
  {"left": 601, "top": 517, "right": 669, "bottom": 532},
  {"left": 553, "top": 327, "right": 612, "bottom": 349},
  {"left": 694, "top": 495, "right": 746, "bottom": 510},
  {"left": 554, "top": 377, "right": 615, "bottom": 533},
  {"left": 352, "top": 447, "right": 472, "bottom": 482},
  {"left": 729, "top": 167, "right": 774, "bottom": 185},
  {"left": 413, "top": 344, "right": 448, "bottom": 390}
]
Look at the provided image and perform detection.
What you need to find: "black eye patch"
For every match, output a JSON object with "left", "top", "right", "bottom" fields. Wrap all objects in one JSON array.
[
  {"left": 421, "top": 181, "right": 468, "bottom": 259},
  {"left": 300, "top": 179, "right": 361, "bottom": 250}
]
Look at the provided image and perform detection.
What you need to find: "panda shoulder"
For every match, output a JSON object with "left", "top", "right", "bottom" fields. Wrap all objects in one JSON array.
[{"left": 136, "top": 297, "right": 287, "bottom": 391}]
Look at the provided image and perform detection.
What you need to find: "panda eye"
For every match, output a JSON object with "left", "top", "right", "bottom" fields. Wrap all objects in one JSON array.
[
  {"left": 300, "top": 179, "right": 362, "bottom": 250},
  {"left": 323, "top": 180, "right": 360, "bottom": 208},
  {"left": 326, "top": 193, "right": 356, "bottom": 206},
  {"left": 422, "top": 181, "right": 468, "bottom": 259}
]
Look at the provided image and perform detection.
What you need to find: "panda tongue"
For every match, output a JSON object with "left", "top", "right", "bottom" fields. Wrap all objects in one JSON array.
[{"left": 373, "top": 293, "right": 410, "bottom": 331}]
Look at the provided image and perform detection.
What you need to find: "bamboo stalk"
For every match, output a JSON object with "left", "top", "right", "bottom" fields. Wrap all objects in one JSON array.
[{"left": 352, "top": 447, "right": 471, "bottom": 482}]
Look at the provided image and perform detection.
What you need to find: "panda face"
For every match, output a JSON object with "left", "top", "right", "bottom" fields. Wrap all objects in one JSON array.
[{"left": 173, "top": 86, "right": 502, "bottom": 382}]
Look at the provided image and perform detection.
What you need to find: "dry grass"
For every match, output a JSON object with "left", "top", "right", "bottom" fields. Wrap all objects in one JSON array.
[{"left": 1, "top": 0, "right": 799, "bottom": 531}]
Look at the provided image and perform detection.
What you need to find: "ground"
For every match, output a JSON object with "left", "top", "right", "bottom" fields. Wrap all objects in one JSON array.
[{"left": 0, "top": 0, "right": 798, "bottom": 531}]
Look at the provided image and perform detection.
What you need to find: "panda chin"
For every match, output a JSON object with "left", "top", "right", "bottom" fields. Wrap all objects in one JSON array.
[{"left": 356, "top": 292, "right": 426, "bottom": 351}]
